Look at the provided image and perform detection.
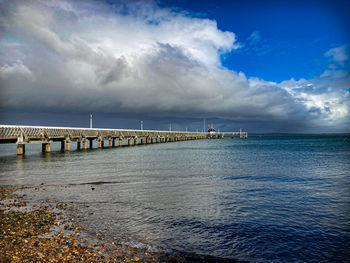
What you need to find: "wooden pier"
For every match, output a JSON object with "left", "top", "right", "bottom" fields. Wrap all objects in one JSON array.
[{"left": 0, "top": 125, "right": 248, "bottom": 155}]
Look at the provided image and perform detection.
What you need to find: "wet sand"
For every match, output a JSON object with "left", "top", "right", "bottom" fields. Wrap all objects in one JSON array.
[{"left": 0, "top": 186, "right": 246, "bottom": 263}]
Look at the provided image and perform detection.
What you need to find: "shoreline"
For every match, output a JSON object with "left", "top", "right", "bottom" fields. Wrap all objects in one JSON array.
[
  {"left": 0, "top": 186, "right": 169, "bottom": 262},
  {"left": 0, "top": 185, "right": 246, "bottom": 263}
]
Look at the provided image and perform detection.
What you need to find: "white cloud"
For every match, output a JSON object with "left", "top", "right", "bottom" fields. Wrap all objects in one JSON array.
[
  {"left": 0, "top": 62, "right": 34, "bottom": 80},
  {"left": 247, "top": 31, "right": 261, "bottom": 43},
  {"left": 0, "top": 0, "right": 349, "bottom": 132},
  {"left": 325, "top": 45, "right": 349, "bottom": 67}
]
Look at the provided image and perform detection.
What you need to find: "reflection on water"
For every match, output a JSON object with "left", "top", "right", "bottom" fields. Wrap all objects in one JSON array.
[
  {"left": 1, "top": 135, "right": 350, "bottom": 262},
  {"left": 16, "top": 155, "right": 24, "bottom": 173},
  {"left": 43, "top": 153, "right": 51, "bottom": 162}
]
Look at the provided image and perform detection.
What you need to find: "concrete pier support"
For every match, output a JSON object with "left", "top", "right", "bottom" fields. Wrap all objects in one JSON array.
[
  {"left": 42, "top": 143, "right": 50, "bottom": 153},
  {"left": 119, "top": 138, "right": 123, "bottom": 147},
  {"left": 98, "top": 140, "right": 103, "bottom": 148},
  {"left": 134, "top": 138, "right": 138, "bottom": 145},
  {"left": 77, "top": 141, "right": 81, "bottom": 150},
  {"left": 146, "top": 137, "right": 150, "bottom": 144},
  {"left": 17, "top": 144, "right": 25, "bottom": 155},
  {"left": 65, "top": 141, "right": 70, "bottom": 151},
  {"left": 83, "top": 141, "right": 87, "bottom": 150},
  {"left": 89, "top": 139, "right": 93, "bottom": 149},
  {"left": 109, "top": 139, "right": 112, "bottom": 148},
  {"left": 128, "top": 138, "right": 133, "bottom": 146}
]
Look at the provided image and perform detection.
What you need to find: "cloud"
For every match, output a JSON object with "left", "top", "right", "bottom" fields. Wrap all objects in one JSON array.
[
  {"left": 235, "top": 30, "right": 271, "bottom": 56},
  {"left": 0, "top": 0, "right": 349, "bottom": 132},
  {"left": 325, "top": 45, "right": 349, "bottom": 67},
  {"left": 247, "top": 31, "right": 261, "bottom": 43},
  {"left": 0, "top": 62, "right": 34, "bottom": 80}
]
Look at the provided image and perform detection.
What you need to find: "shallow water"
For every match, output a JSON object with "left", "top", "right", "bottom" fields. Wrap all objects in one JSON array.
[{"left": 1, "top": 135, "right": 350, "bottom": 262}]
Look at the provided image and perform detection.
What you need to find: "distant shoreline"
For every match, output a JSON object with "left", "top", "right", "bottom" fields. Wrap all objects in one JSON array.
[{"left": 247, "top": 133, "right": 350, "bottom": 136}]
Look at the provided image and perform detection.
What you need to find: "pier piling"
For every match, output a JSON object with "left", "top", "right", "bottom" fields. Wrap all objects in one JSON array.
[
  {"left": 17, "top": 144, "right": 25, "bottom": 155},
  {"left": 42, "top": 143, "right": 50, "bottom": 153},
  {"left": 65, "top": 141, "right": 70, "bottom": 151},
  {"left": 89, "top": 139, "right": 93, "bottom": 149}
]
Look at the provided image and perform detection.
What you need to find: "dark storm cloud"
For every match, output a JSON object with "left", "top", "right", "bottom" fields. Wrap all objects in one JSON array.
[{"left": 0, "top": 0, "right": 349, "bottom": 132}]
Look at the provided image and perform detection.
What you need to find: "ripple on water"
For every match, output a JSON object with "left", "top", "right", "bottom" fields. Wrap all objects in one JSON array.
[{"left": 0, "top": 135, "right": 349, "bottom": 262}]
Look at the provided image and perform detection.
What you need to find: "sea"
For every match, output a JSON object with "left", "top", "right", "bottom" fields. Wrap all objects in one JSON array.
[{"left": 1, "top": 135, "right": 350, "bottom": 262}]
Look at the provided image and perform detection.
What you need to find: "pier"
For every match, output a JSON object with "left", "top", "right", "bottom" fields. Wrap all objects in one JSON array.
[{"left": 0, "top": 125, "right": 248, "bottom": 155}]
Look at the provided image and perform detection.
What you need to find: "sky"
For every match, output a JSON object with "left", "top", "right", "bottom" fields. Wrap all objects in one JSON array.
[{"left": 0, "top": 0, "right": 349, "bottom": 133}]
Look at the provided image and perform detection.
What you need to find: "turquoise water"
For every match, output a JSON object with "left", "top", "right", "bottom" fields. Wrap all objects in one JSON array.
[{"left": 1, "top": 135, "right": 350, "bottom": 262}]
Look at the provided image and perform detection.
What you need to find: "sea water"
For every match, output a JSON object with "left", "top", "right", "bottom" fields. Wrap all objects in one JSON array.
[{"left": 0, "top": 135, "right": 349, "bottom": 262}]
